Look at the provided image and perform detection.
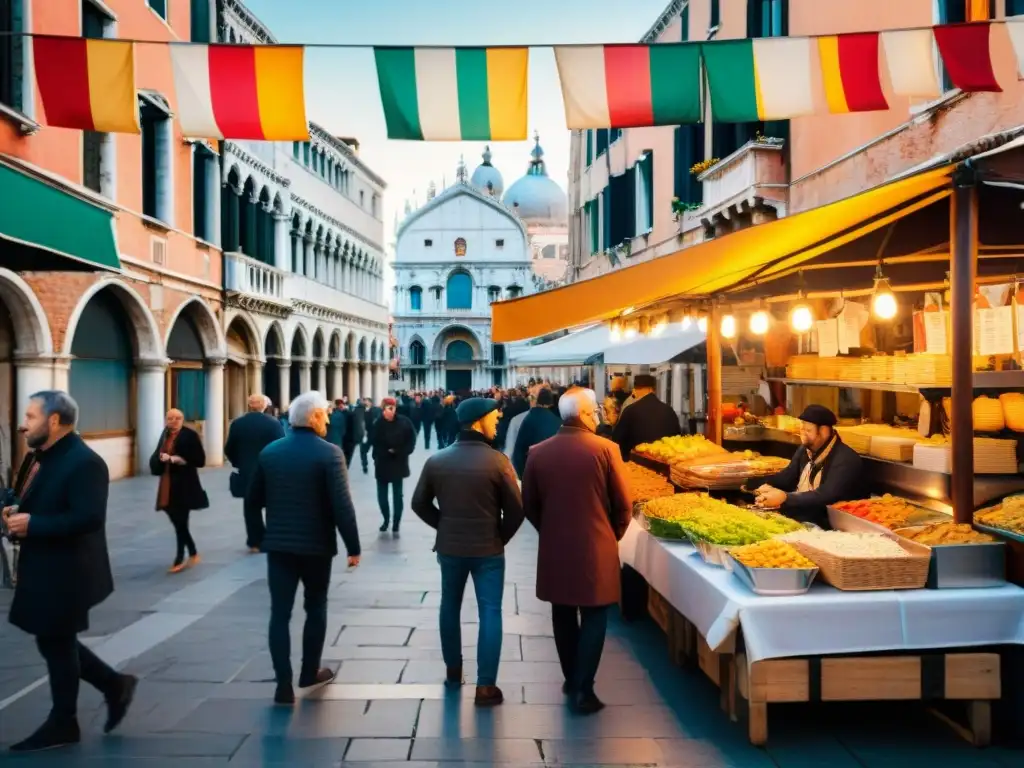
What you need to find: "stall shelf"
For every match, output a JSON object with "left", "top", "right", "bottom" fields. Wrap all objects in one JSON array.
[{"left": 621, "top": 522, "right": 1022, "bottom": 745}]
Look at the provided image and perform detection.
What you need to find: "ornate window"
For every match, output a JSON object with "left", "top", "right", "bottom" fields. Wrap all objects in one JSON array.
[
  {"left": 454, "top": 237, "right": 467, "bottom": 257},
  {"left": 446, "top": 271, "right": 473, "bottom": 310},
  {"left": 409, "top": 340, "right": 426, "bottom": 365},
  {"left": 409, "top": 286, "right": 422, "bottom": 311}
]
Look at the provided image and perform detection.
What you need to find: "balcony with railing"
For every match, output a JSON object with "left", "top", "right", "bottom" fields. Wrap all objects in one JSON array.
[
  {"left": 685, "top": 140, "right": 788, "bottom": 238},
  {"left": 224, "top": 251, "right": 286, "bottom": 303}
]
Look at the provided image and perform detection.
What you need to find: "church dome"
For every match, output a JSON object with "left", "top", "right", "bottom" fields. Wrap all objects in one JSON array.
[
  {"left": 503, "top": 133, "right": 567, "bottom": 225},
  {"left": 470, "top": 146, "right": 504, "bottom": 197}
]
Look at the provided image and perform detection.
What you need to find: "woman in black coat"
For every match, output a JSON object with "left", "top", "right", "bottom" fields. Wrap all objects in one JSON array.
[
  {"left": 371, "top": 398, "right": 417, "bottom": 534},
  {"left": 150, "top": 409, "right": 208, "bottom": 573}
]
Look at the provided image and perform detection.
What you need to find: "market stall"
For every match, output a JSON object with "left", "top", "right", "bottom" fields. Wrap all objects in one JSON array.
[{"left": 493, "top": 135, "right": 1024, "bottom": 746}]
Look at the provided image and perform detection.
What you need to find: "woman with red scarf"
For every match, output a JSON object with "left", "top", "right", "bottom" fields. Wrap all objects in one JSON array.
[{"left": 150, "top": 409, "right": 208, "bottom": 573}]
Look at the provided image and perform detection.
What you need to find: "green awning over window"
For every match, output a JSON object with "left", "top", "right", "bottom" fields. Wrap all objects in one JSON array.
[{"left": 0, "top": 162, "right": 121, "bottom": 272}]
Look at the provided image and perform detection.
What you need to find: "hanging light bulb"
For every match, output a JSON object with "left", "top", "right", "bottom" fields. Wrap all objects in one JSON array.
[
  {"left": 749, "top": 309, "right": 770, "bottom": 336},
  {"left": 681, "top": 314, "right": 693, "bottom": 330},
  {"left": 609, "top": 320, "right": 623, "bottom": 343},
  {"left": 790, "top": 303, "right": 814, "bottom": 333},
  {"left": 624, "top": 322, "right": 639, "bottom": 340},
  {"left": 651, "top": 315, "right": 668, "bottom": 336},
  {"left": 697, "top": 315, "right": 708, "bottom": 333},
  {"left": 872, "top": 264, "right": 898, "bottom": 320},
  {"left": 721, "top": 313, "right": 737, "bottom": 339}
]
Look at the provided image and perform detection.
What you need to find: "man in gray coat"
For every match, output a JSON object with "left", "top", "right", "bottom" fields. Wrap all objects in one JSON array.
[{"left": 411, "top": 398, "right": 524, "bottom": 708}]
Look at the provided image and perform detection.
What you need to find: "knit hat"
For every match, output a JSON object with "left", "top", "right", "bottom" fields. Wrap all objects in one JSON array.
[
  {"left": 382, "top": 397, "right": 397, "bottom": 408},
  {"left": 798, "top": 404, "right": 837, "bottom": 427},
  {"left": 456, "top": 397, "right": 499, "bottom": 426},
  {"left": 633, "top": 374, "right": 656, "bottom": 389}
]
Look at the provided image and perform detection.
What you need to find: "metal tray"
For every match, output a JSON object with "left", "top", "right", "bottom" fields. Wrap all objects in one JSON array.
[
  {"left": 827, "top": 505, "right": 948, "bottom": 538},
  {"left": 690, "top": 536, "right": 730, "bottom": 567},
  {"left": 974, "top": 523, "right": 1024, "bottom": 544},
  {"left": 892, "top": 526, "right": 1007, "bottom": 589},
  {"left": 724, "top": 553, "right": 818, "bottom": 596}
]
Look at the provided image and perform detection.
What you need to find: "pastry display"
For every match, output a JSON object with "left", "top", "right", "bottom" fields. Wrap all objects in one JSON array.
[
  {"left": 643, "top": 493, "right": 802, "bottom": 545},
  {"left": 624, "top": 462, "right": 676, "bottom": 502},
  {"left": 833, "top": 495, "right": 923, "bottom": 530},
  {"left": 975, "top": 496, "right": 1024, "bottom": 535},
  {"left": 635, "top": 435, "right": 728, "bottom": 465},
  {"left": 897, "top": 522, "right": 995, "bottom": 545},
  {"left": 729, "top": 539, "right": 817, "bottom": 569}
]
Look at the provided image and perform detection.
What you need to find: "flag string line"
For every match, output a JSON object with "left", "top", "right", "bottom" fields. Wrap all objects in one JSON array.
[{"left": 0, "top": 18, "right": 1008, "bottom": 48}]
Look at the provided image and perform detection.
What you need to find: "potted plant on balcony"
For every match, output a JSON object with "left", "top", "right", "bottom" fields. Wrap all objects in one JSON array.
[
  {"left": 690, "top": 158, "right": 719, "bottom": 177},
  {"left": 671, "top": 197, "right": 703, "bottom": 222}
]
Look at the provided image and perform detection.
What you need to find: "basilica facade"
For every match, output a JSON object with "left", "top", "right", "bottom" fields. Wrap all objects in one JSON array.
[{"left": 391, "top": 140, "right": 569, "bottom": 393}]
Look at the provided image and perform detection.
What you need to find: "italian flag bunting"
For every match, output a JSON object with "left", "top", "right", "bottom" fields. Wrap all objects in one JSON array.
[
  {"left": 554, "top": 44, "right": 702, "bottom": 130},
  {"left": 701, "top": 37, "right": 815, "bottom": 123},
  {"left": 817, "top": 33, "right": 888, "bottom": 113},
  {"left": 933, "top": 23, "right": 1001, "bottom": 92}
]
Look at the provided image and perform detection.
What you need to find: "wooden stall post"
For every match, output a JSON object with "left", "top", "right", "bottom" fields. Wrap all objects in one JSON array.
[
  {"left": 949, "top": 164, "right": 978, "bottom": 524},
  {"left": 706, "top": 305, "right": 723, "bottom": 445}
]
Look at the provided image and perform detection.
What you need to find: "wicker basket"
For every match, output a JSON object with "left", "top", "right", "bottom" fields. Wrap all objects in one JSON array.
[{"left": 785, "top": 538, "right": 931, "bottom": 591}]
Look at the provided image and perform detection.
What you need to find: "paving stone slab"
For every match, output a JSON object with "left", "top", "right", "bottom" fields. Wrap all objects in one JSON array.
[
  {"left": 409, "top": 736, "right": 543, "bottom": 763},
  {"left": 343, "top": 737, "right": 411, "bottom": 761}
]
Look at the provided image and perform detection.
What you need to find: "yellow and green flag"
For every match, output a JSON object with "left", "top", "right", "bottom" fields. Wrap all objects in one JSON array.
[{"left": 374, "top": 47, "right": 528, "bottom": 141}]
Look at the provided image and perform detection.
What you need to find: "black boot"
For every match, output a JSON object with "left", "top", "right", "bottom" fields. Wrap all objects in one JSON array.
[
  {"left": 379, "top": 518, "right": 390, "bottom": 532},
  {"left": 104, "top": 674, "right": 138, "bottom": 733},
  {"left": 9, "top": 718, "right": 81, "bottom": 752}
]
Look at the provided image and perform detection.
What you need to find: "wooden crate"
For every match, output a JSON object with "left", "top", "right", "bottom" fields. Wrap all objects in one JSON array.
[
  {"left": 734, "top": 651, "right": 1000, "bottom": 746},
  {"left": 646, "top": 587, "right": 671, "bottom": 634}
]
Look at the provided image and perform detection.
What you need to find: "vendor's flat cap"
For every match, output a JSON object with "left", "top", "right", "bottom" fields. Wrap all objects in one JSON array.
[
  {"left": 799, "top": 404, "right": 837, "bottom": 427},
  {"left": 457, "top": 397, "right": 499, "bottom": 425},
  {"left": 633, "top": 374, "right": 656, "bottom": 389}
]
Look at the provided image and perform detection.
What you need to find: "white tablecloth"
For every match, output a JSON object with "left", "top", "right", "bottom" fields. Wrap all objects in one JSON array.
[{"left": 620, "top": 521, "right": 1024, "bottom": 663}]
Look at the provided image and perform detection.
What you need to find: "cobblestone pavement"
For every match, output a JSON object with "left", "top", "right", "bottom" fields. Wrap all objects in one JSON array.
[{"left": 0, "top": 445, "right": 1021, "bottom": 766}]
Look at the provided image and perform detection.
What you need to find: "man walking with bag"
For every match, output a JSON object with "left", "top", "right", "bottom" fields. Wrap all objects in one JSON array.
[
  {"left": 5, "top": 391, "right": 137, "bottom": 752},
  {"left": 225, "top": 394, "right": 285, "bottom": 551}
]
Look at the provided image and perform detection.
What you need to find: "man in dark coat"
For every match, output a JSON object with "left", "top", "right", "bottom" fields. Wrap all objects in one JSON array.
[
  {"left": 409, "top": 394, "right": 423, "bottom": 438},
  {"left": 361, "top": 397, "right": 381, "bottom": 474},
  {"left": 522, "top": 388, "right": 632, "bottom": 715},
  {"left": 411, "top": 397, "right": 524, "bottom": 708},
  {"left": 611, "top": 374, "right": 681, "bottom": 461},
  {"left": 326, "top": 399, "right": 348, "bottom": 454},
  {"left": 419, "top": 393, "right": 436, "bottom": 450},
  {"left": 5, "top": 391, "right": 137, "bottom": 752},
  {"left": 225, "top": 394, "right": 286, "bottom": 550},
  {"left": 438, "top": 396, "right": 459, "bottom": 449},
  {"left": 511, "top": 388, "right": 561, "bottom": 479},
  {"left": 748, "top": 405, "right": 863, "bottom": 528},
  {"left": 246, "top": 391, "right": 361, "bottom": 705},
  {"left": 344, "top": 399, "right": 366, "bottom": 467},
  {"left": 371, "top": 397, "right": 417, "bottom": 534}
]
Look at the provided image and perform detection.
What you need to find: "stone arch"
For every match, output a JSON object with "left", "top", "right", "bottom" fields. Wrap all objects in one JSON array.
[
  {"left": 431, "top": 324, "right": 482, "bottom": 360},
  {"left": 264, "top": 320, "right": 286, "bottom": 360},
  {"left": 311, "top": 326, "right": 326, "bottom": 361},
  {"left": 357, "top": 336, "right": 368, "bottom": 362},
  {"left": 290, "top": 323, "right": 309, "bottom": 360},
  {"left": 63, "top": 278, "right": 163, "bottom": 361},
  {"left": 225, "top": 163, "right": 242, "bottom": 188},
  {"left": 328, "top": 330, "right": 342, "bottom": 361},
  {"left": 224, "top": 310, "right": 263, "bottom": 362},
  {"left": 344, "top": 330, "right": 357, "bottom": 361},
  {"left": 164, "top": 297, "right": 226, "bottom": 360},
  {"left": 408, "top": 335, "right": 427, "bottom": 366},
  {"left": 0, "top": 267, "right": 52, "bottom": 357},
  {"left": 272, "top": 192, "right": 285, "bottom": 215}
]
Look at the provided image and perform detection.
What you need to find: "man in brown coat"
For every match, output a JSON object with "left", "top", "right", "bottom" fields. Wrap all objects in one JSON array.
[{"left": 521, "top": 388, "right": 633, "bottom": 714}]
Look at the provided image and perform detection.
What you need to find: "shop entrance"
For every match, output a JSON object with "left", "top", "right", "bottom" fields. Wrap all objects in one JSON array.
[{"left": 445, "top": 370, "right": 471, "bottom": 393}]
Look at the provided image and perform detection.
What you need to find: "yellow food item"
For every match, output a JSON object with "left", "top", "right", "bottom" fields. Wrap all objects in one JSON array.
[
  {"left": 975, "top": 496, "right": 1024, "bottom": 535},
  {"left": 899, "top": 522, "right": 995, "bottom": 546},
  {"left": 973, "top": 395, "right": 1006, "bottom": 432},
  {"left": 624, "top": 462, "right": 676, "bottom": 503},
  {"left": 1000, "top": 392, "right": 1024, "bottom": 432},
  {"left": 781, "top": 530, "right": 911, "bottom": 558},
  {"left": 730, "top": 539, "right": 817, "bottom": 569},
  {"left": 644, "top": 493, "right": 802, "bottom": 545},
  {"left": 635, "top": 435, "right": 727, "bottom": 466}
]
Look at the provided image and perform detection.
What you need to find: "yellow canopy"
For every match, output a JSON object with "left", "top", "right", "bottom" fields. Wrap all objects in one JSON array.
[{"left": 491, "top": 166, "right": 953, "bottom": 342}]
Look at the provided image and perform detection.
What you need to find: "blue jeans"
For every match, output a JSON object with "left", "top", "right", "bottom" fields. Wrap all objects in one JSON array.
[{"left": 437, "top": 554, "right": 505, "bottom": 686}]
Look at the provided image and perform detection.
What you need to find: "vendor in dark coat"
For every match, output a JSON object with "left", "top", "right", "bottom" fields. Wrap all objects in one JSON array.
[
  {"left": 611, "top": 374, "right": 681, "bottom": 461},
  {"left": 748, "top": 405, "right": 863, "bottom": 528},
  {"left": 511, "top": 388, "right": 561, "bottom": 479},
  {"left": 5, "top": 391, "right": 136, "bottom": 752},
  {"left": 371, "top": 397, "right": 417, "bottom": 533},
  {"left": 225, "top": 394, "right": 286, "bottom": 550},
  {"left": 150, "top": 410, "right": 208, "bottom": 573}
]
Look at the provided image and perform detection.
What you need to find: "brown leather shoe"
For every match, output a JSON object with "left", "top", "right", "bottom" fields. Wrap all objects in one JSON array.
[
  {"left": 445, "top": 666, "right": 463, "bottom": 688},
  {"left": 474, "top": 685, "right": 503, "bottom": 707}
]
